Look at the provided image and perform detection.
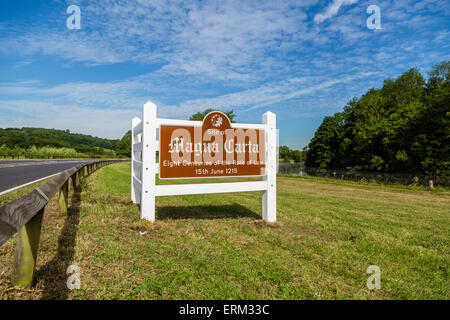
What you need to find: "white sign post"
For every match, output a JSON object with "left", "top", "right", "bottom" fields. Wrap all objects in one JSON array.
[{"left": 131, "top": 101, "right": 277, "bottom": 223}]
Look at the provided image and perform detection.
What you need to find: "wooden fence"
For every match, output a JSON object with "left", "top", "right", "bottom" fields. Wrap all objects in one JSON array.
[{"left": 0, "top": 159, "right": 125, "bottom": 287}]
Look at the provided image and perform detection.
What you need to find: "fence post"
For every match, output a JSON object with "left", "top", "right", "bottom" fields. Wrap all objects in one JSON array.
[
  {"left": 71, "top": 173, "right": 78, "bottom": 191},
  {"left": 74, "top": 172, "right": 78, "bottom": 189},
  {"left": 141, "top": 102, "right": 157, "bottom": 222},
  {"left": 11, "top": 207, "right": 45, "bottom": 287},
  {"left": 131, "top": 117, "right": 140, "bottom": 204},
  {"left": 262, "top": 111, "right": 276, "bottom": 222},
  {"left": 59, "top": 181, "right": 69, "bottom": 214}
]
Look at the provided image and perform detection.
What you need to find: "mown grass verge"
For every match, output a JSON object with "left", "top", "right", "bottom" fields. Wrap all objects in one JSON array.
[
  {"left": 1, "top": 162, "right": 448, "bottom": 299},
  {"left": 0, "top": 177, "right": 54, "bottom": 206}
]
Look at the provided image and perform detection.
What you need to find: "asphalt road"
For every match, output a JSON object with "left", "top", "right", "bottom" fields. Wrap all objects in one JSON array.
[{"left": 0, "top": 160, "right": 93, "bottom": 194}]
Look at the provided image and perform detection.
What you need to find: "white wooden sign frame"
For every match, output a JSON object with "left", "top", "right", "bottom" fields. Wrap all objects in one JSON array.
[{"left": 131, "top": 101, "right": 276, "bottom": 223}]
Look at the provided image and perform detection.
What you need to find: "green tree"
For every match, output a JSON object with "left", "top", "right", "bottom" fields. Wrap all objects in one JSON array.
[
  {"left": 116, "top": 130, "right": 131, "bottom": 158},
  {"left": 305, "top": 113, "right": 345, "bottom": 168},
  {"left": 291, "top": 150, "right": 303, "bottom": 162},
  {"left": 410, "top": 75, "right": 450, "bottom": 174},
  {"left": 305, "top": 61, "right": 449, "bottom": 175},
  {"left": 426, "top": 61, "right": 450, "bottom": 92},
  {"left": 279, "top": 146, "right": 291, "bottom": 161}
]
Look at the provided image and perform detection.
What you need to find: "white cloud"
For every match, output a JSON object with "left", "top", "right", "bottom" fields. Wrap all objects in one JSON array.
[
  {"left": 0, "top": 70, "right": 379, "bottom": 137},
  {"left": 1, "top": 0, "right": 317, "bottom": 83},
  {"left": 0, "top": 0, "right": 449, "bottom": 142},
  {"left": 0, "top": 100, "right": 134, "bottom": 139},
  {"left": 314, "top": 0, "right": 359, "bottom": 23}
]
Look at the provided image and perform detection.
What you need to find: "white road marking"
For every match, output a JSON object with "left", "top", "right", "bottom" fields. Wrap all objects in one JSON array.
[
  {"left": 0, "top": 160, "right": 86, "bottom": 169},
  {"left": 0, "top": 172, "right": 61, "bottom": 196}
]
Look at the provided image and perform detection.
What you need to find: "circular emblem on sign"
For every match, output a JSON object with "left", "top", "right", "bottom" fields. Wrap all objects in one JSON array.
[{"left": 211, "top": 114, "right": 223, "bottom": 128}]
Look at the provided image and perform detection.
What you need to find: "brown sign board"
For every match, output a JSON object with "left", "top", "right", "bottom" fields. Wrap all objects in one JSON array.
[{"left": 159, "top": 112, "right": 266, "bottom": 179}]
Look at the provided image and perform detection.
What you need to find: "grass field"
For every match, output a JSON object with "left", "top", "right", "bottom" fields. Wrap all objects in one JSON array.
[{"left": 0, "top": 162, "right": 449, "bottom": 299}]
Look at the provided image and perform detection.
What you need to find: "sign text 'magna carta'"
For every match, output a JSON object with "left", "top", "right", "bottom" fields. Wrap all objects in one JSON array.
[
  {"left": 131, "top": 101, "right": 276, "bottom": 223},
  {"left": 160, "top": 112, "right": 265, "bottom": 179}
]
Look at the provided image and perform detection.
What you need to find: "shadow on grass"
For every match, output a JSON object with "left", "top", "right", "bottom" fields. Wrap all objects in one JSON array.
[
  {"left": 157, "top": 203, "right": 260, "bottom": 220},
  {"left": 36, "top": 183, "right": 82, "bottom": 300}
]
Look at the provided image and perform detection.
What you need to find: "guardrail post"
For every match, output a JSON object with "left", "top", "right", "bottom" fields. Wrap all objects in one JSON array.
[
  {"left": 262, "top": 111, "right": 277, "bottom": 222},
  {"left": 11, "top": 207, "right": 45, "bottom": 287},
  {"left": 59, "top": 181, "right": 69, "bottom": 214},
  {"left": 77, "top": 171, "right": 81, "bottom": 188},
  {"left": 71, "top": 173, "right": 78, "bottom": 191}
]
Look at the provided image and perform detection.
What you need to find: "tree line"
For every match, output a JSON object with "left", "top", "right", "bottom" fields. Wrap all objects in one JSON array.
[
  {"left": 305, "top": 61, "right": 449, "bottom": 175},
  {"left": 279, "top": 146, "right": 306, "bottom": 163},
  {"left": 0, "top": 127, "right": 118, "bottom": 157}
]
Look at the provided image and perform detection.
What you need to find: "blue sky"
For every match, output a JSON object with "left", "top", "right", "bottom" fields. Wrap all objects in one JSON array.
[{"left": 0, "top": 0, "right": 448, "bottom": 148}]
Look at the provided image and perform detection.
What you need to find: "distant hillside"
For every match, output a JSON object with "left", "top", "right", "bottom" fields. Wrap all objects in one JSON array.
[{"left": 0, "top": 127, "right": 118, "bottom": 155}]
